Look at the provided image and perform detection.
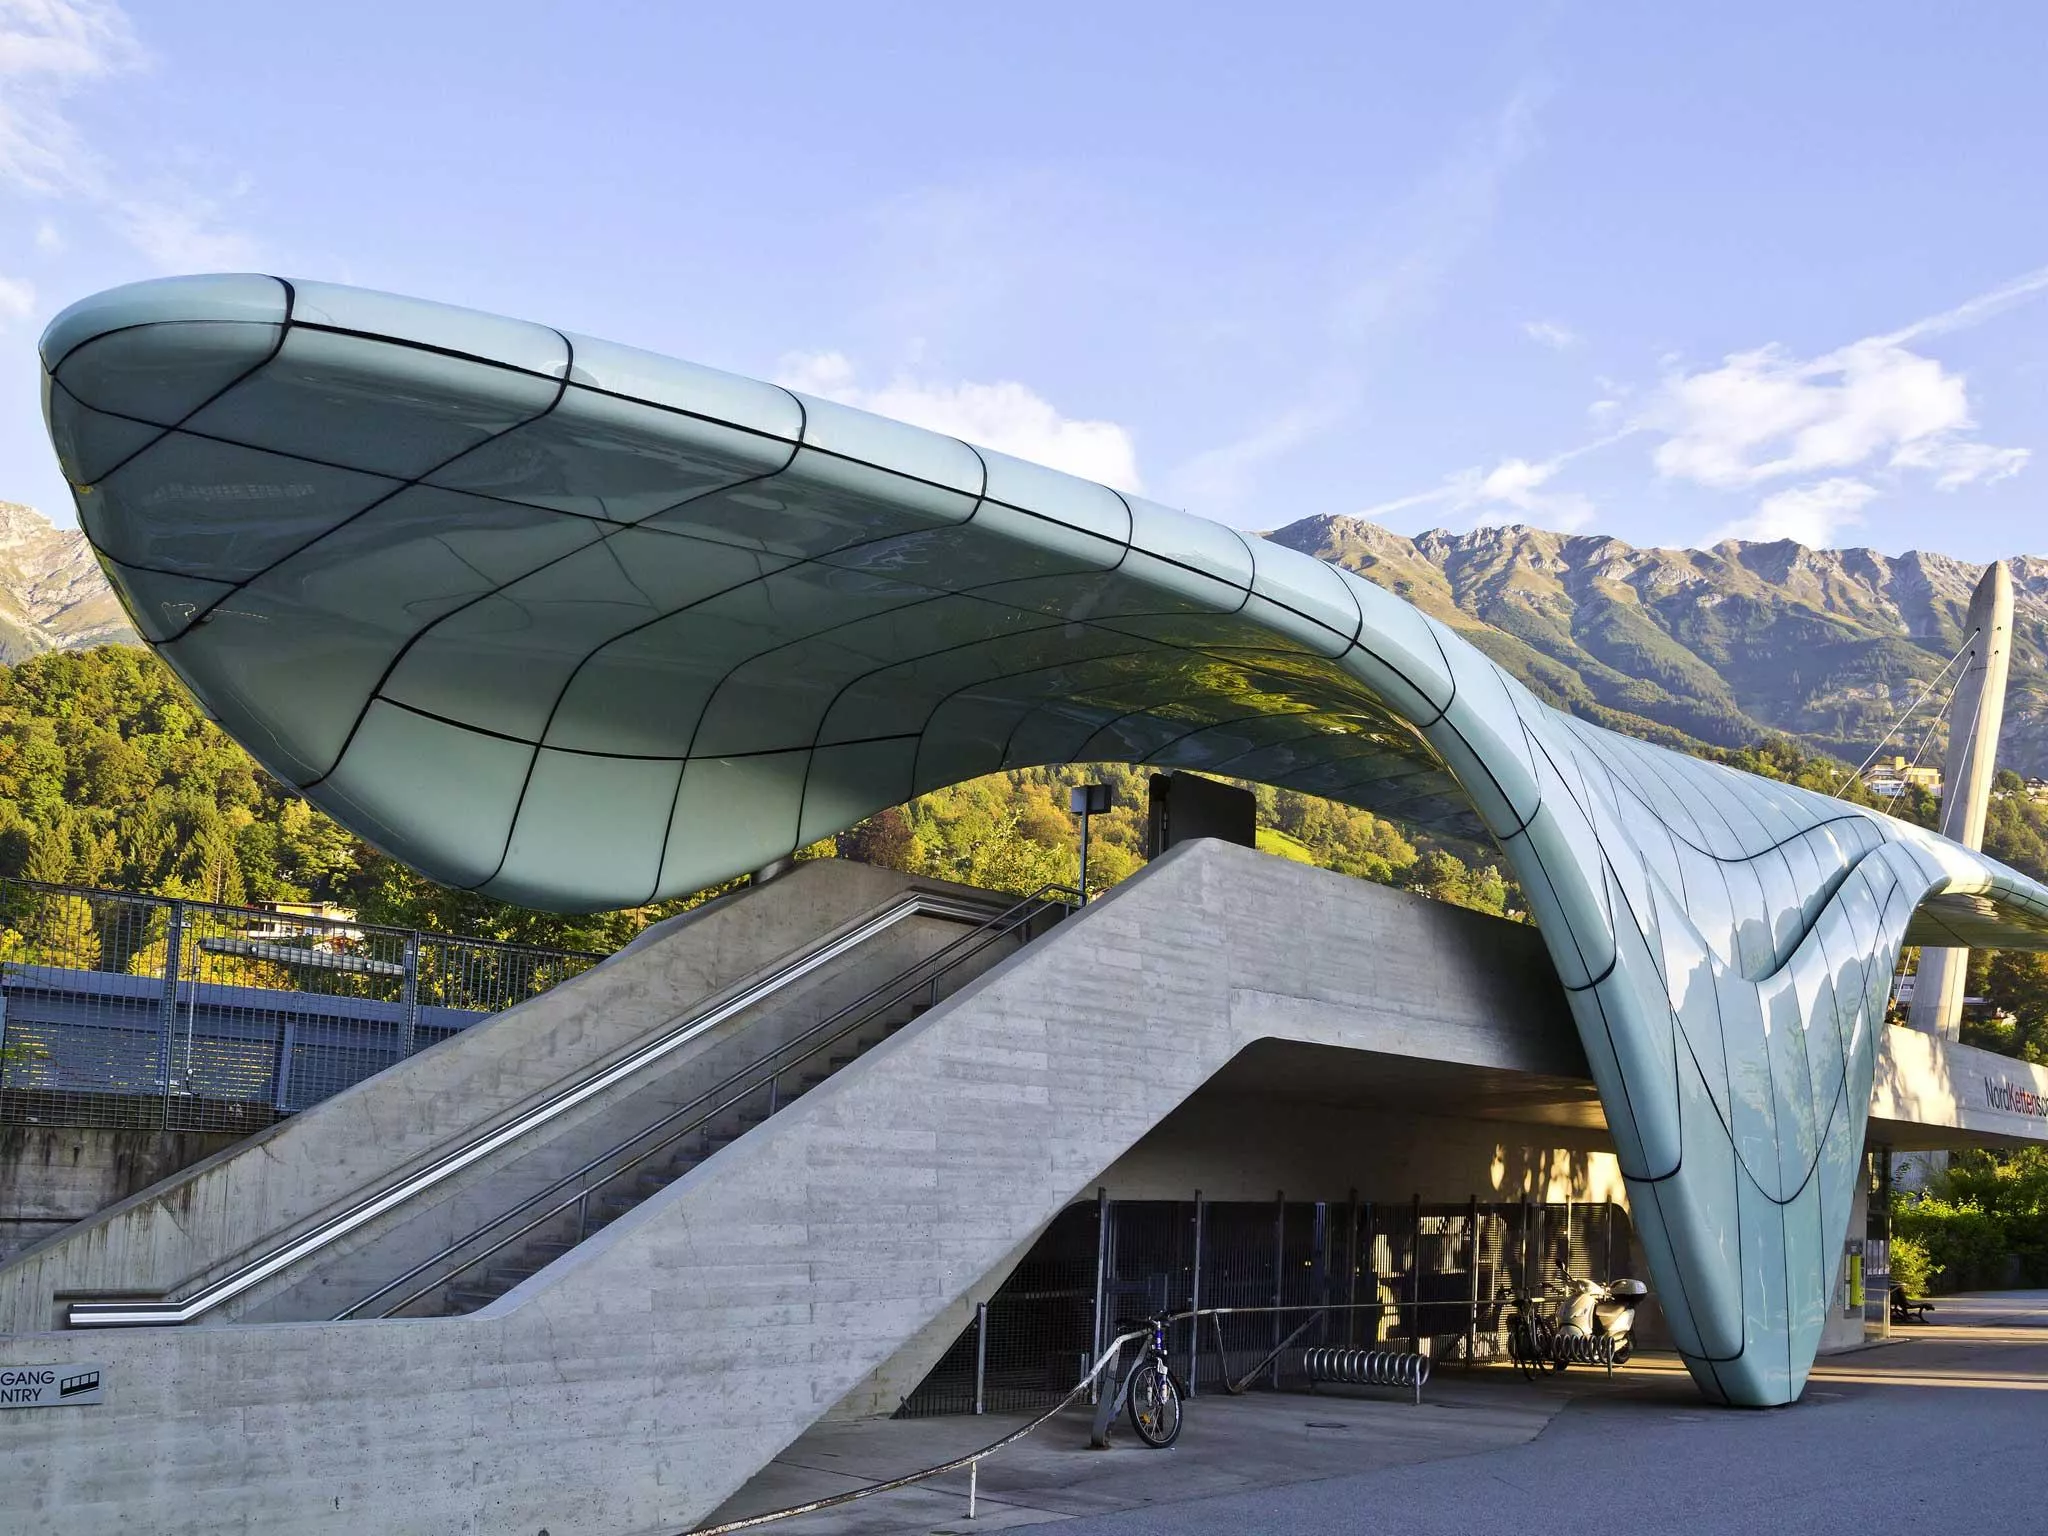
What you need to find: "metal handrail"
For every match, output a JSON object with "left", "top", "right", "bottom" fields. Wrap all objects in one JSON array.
[
  {"left": 65, "top": 884, "right": 1067, "bottom": 1328},
  {"left": 680, "top": 1299, "right": 1428, "bottom": 1536},
  {"left": 347, "top": 884, "right": 1072, "bottom": 1320},
  {"left": 683, "top": 1323, "right": 1155, "bottom": 1536}
]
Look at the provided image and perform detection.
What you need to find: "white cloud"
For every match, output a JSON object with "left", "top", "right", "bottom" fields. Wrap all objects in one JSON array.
[
  {"left": 110, "top": 192, "right": 260, "bottom": 270},
  {"left": 777, "top": 351, "right": 1144, "bottom": 492},
  {"left": 1165, "top": 389, "right": 1354, "bottom": 512},
  {"left": 0, "top": 2, "right": 255, "bottom": 271},
  {"left": 1338, "top": 81, "right": 1548, "bottom": 339},
  {"left": 1645, "top": 265, "right": 2040, "bottom": 507},
  {"left": 0, "top": 0, "right": 141, "bottom": 195},
  {"left": 1648, "top": 337, "right": 1979, "bottom": 488},
  {"left": 0, "top": 272, "right": 34, "bottom": 325},
  {"left": 1711, "top": 477, "right": 1878, "bottom": 547},
  {"left": 1356, "top": 435, "right": 1621, "bottom": 535},
  {"left": 1521, "top": 319, "right": 1580, "bottom": 351},
  {"left": 1888, "top": 437, "right": 2029, "bottom": 491}
]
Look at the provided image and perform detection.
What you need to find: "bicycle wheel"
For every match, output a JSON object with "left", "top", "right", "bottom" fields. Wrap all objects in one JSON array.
[{"left": 1128, "top": 1361, "right": 1183, "bottom": 1448}]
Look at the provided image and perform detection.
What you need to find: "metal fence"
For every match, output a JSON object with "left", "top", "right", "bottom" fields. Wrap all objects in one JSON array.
[
  {"left": 897, "top": 1193, "right": 1635, "bottom": 1416},
  {"left": 0, "top": 877, "right": 603, "bottom": 1134}
]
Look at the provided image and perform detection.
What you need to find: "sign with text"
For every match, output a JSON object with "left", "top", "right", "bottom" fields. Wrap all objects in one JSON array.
[
  {"left": 1983, "top": 1076, "right": 2048, "bottom": 1121},
  {"left": 0, "top": 1364, "right": 104, "bottom": 1408}
]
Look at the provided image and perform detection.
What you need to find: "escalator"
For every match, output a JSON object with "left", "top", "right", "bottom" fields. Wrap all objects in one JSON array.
[{"left": 0, "top": 859, "right": 1062, "bottom": 1334}]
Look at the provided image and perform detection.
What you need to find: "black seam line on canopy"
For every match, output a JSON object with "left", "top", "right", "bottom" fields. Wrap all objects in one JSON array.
[
  {"left": 79, "top": 389, "right": 1264, "bottom": 666},
  {"left": 468, "top": 385, "right": 819, "bottom": 893},
  {"left": 1541, "top": 717, "right": 1876, "bottom": 989},
  {"left": 39, "top": 281, "right": 297, "bottom": 391},
  {"left": 53, "top": 382, "right": 796, "bottom": 592},
  {"left": 61, "top": 376, "right": 1452, "bottom": 743},
  {"left": 288, "top": 428, "right": 830, "bottom": 797},
  {"left": 1631, "top": 1179, "right": 1739, "bottom": 1372},
  {"left": 1021, "top": 530, "right": 1262, "bottom": 761},
  {"left": 1122, "top": 709, "right": 1402, "bottom": 782},
  {"left": 1073, "top": 704, "right": 1425, "bottom": 786},
  {"left": 67, "top": 305, "right": 811, "bottom": 467},
  {"left": 1560, "top": 716, "right": 1717, "bottom": 853},
  {"left": 780, "top": 452, "right": 1136, "bottom": 876},
  {"left": 1586, "top": 757, "right": 1852, "bottom": 1210},
  {"left": 67, "top": 350, "right": 1453, "bottom": 714},
  {"left": 287, "top": 315, "right": 842, "bottom": 463},
  {"left": 49, "top": 278, "right": 298, "bottom": 543},
  {"left": 1563, "top": 713, "right": 1888, "bottom": 873},
  {"left": 1695, "top": 854, "right": 1918, "bottom": 1221},
  {"left": 322, "top": 571, "right": 1370, "bottom": 781},
  {"left": 983, "top": 632, "right": 1380, "bottom": 769},
  {"left": 129, "top": 326, "right": 578, "bottom": 645},
  {"left": 366, "top": 695, "right": 928, "bottom": 765},
  {"left": 1766, "top": 834, "right": 1825, "bottom": 1164}
]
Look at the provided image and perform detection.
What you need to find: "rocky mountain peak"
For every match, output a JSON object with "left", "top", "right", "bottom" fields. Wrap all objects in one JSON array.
[{"left": 0, "top": 502, "right": 135, "bottom": 663}]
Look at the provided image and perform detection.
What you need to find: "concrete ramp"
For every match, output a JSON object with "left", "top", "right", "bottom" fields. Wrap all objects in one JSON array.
[{"left": 0, "top": 841, "right": 1580, "bottom": 1536}]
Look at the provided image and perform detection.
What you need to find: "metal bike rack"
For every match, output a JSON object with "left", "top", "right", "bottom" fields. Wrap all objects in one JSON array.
[
  {"left": 1548, "top": 1333, "right": 1620, "bottom": 1371},
  {"left": 1300, "top": 1347, "right": 1431, "bottom": 1404}
]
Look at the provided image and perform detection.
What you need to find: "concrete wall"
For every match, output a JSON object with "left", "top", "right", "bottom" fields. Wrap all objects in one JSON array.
[
  {"left": 0, "top": 1128, "right": 241, "bottom": 1263},
  {"left": 0, "top": 840, "right": 1601, "bottom": 1536}
]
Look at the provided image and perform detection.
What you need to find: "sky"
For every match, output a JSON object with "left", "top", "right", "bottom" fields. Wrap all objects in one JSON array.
[{"left": 2, "top": 1, "right": 2046, "bottom": 560}]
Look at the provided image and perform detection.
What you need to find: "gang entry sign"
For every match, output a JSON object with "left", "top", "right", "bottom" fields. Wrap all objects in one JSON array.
[{"left": 0, "top": 1364, "right": 104, "bottom": 1408}]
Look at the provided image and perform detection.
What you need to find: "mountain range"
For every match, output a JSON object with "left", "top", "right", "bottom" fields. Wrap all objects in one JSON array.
[
  {"left": 0, "top": 502, "right": 135, "bottom": 663},
  {"left": 2, "top": 499, "right": 2043, "bottom": 775},
  {"left": 1271, "top": 517, "right": 2048, "bottom": 778}
]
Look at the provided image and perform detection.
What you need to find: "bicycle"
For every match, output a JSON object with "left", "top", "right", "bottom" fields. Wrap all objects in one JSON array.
[
  {"left": 1097, "top": 1313, "right": 1185, "bottom": 1448},
  {"left": 1499, "top": 1283, "right": 1561, "bottom": 1381}
]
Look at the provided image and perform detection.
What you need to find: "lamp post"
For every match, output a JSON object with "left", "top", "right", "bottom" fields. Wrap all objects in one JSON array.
[{"left": 1069, "top": 783, "right": 1112, "bottom": 904}]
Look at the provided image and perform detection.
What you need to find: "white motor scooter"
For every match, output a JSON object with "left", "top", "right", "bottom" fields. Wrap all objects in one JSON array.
[{"left": 1550, "top": 1260, "right": 1648, "bottom": 1368}]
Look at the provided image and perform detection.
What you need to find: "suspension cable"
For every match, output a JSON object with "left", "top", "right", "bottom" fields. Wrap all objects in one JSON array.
[
  {"left": 1882, "top": 661, "right": 1969, "bottom": 818},
  {"left": 1830, "top": 628, "right": 1976, "bottom": 798}
]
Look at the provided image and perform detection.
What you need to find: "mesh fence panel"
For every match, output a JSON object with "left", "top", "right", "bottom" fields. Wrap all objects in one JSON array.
[
  {"left": 898, "top": 1194, "right": 1633, "bottom": 1416},
  {"left": 0, "top": 877, "right": 602, "bottom": 1133}
]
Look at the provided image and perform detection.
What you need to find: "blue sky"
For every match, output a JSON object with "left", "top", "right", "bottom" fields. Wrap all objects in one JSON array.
[{"left": 3, "top": 1, "right": 2046, "bottom": 559}]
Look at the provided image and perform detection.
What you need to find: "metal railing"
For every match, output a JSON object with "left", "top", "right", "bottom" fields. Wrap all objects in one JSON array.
[
  {"left": 346, "top": 882, "right": 1076, "bottom": 1320},
  {"left": 0, "top": 876, "right": 600, "bottom": 1133},
  {"left": 64, "top": 884, "right": 1073, "bottom": 1329}
]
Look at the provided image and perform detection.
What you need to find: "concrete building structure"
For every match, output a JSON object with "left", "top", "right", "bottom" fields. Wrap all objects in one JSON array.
[
  {"left": 7, "top": 273, "right": 2048, "bottom": 1530},
  {"left": 1909, "top": 560, "right": 2016, "bottom": 1042}
]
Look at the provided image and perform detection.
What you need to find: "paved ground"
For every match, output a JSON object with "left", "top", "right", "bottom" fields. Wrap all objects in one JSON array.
[{"left": 697, "top": 1293, "right": 2048, "bottom": 1536}]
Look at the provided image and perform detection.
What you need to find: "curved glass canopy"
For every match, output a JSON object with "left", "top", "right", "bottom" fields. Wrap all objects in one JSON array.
[{"left": 39, "top": 275, "right": 2048, "bottom": 1408}]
